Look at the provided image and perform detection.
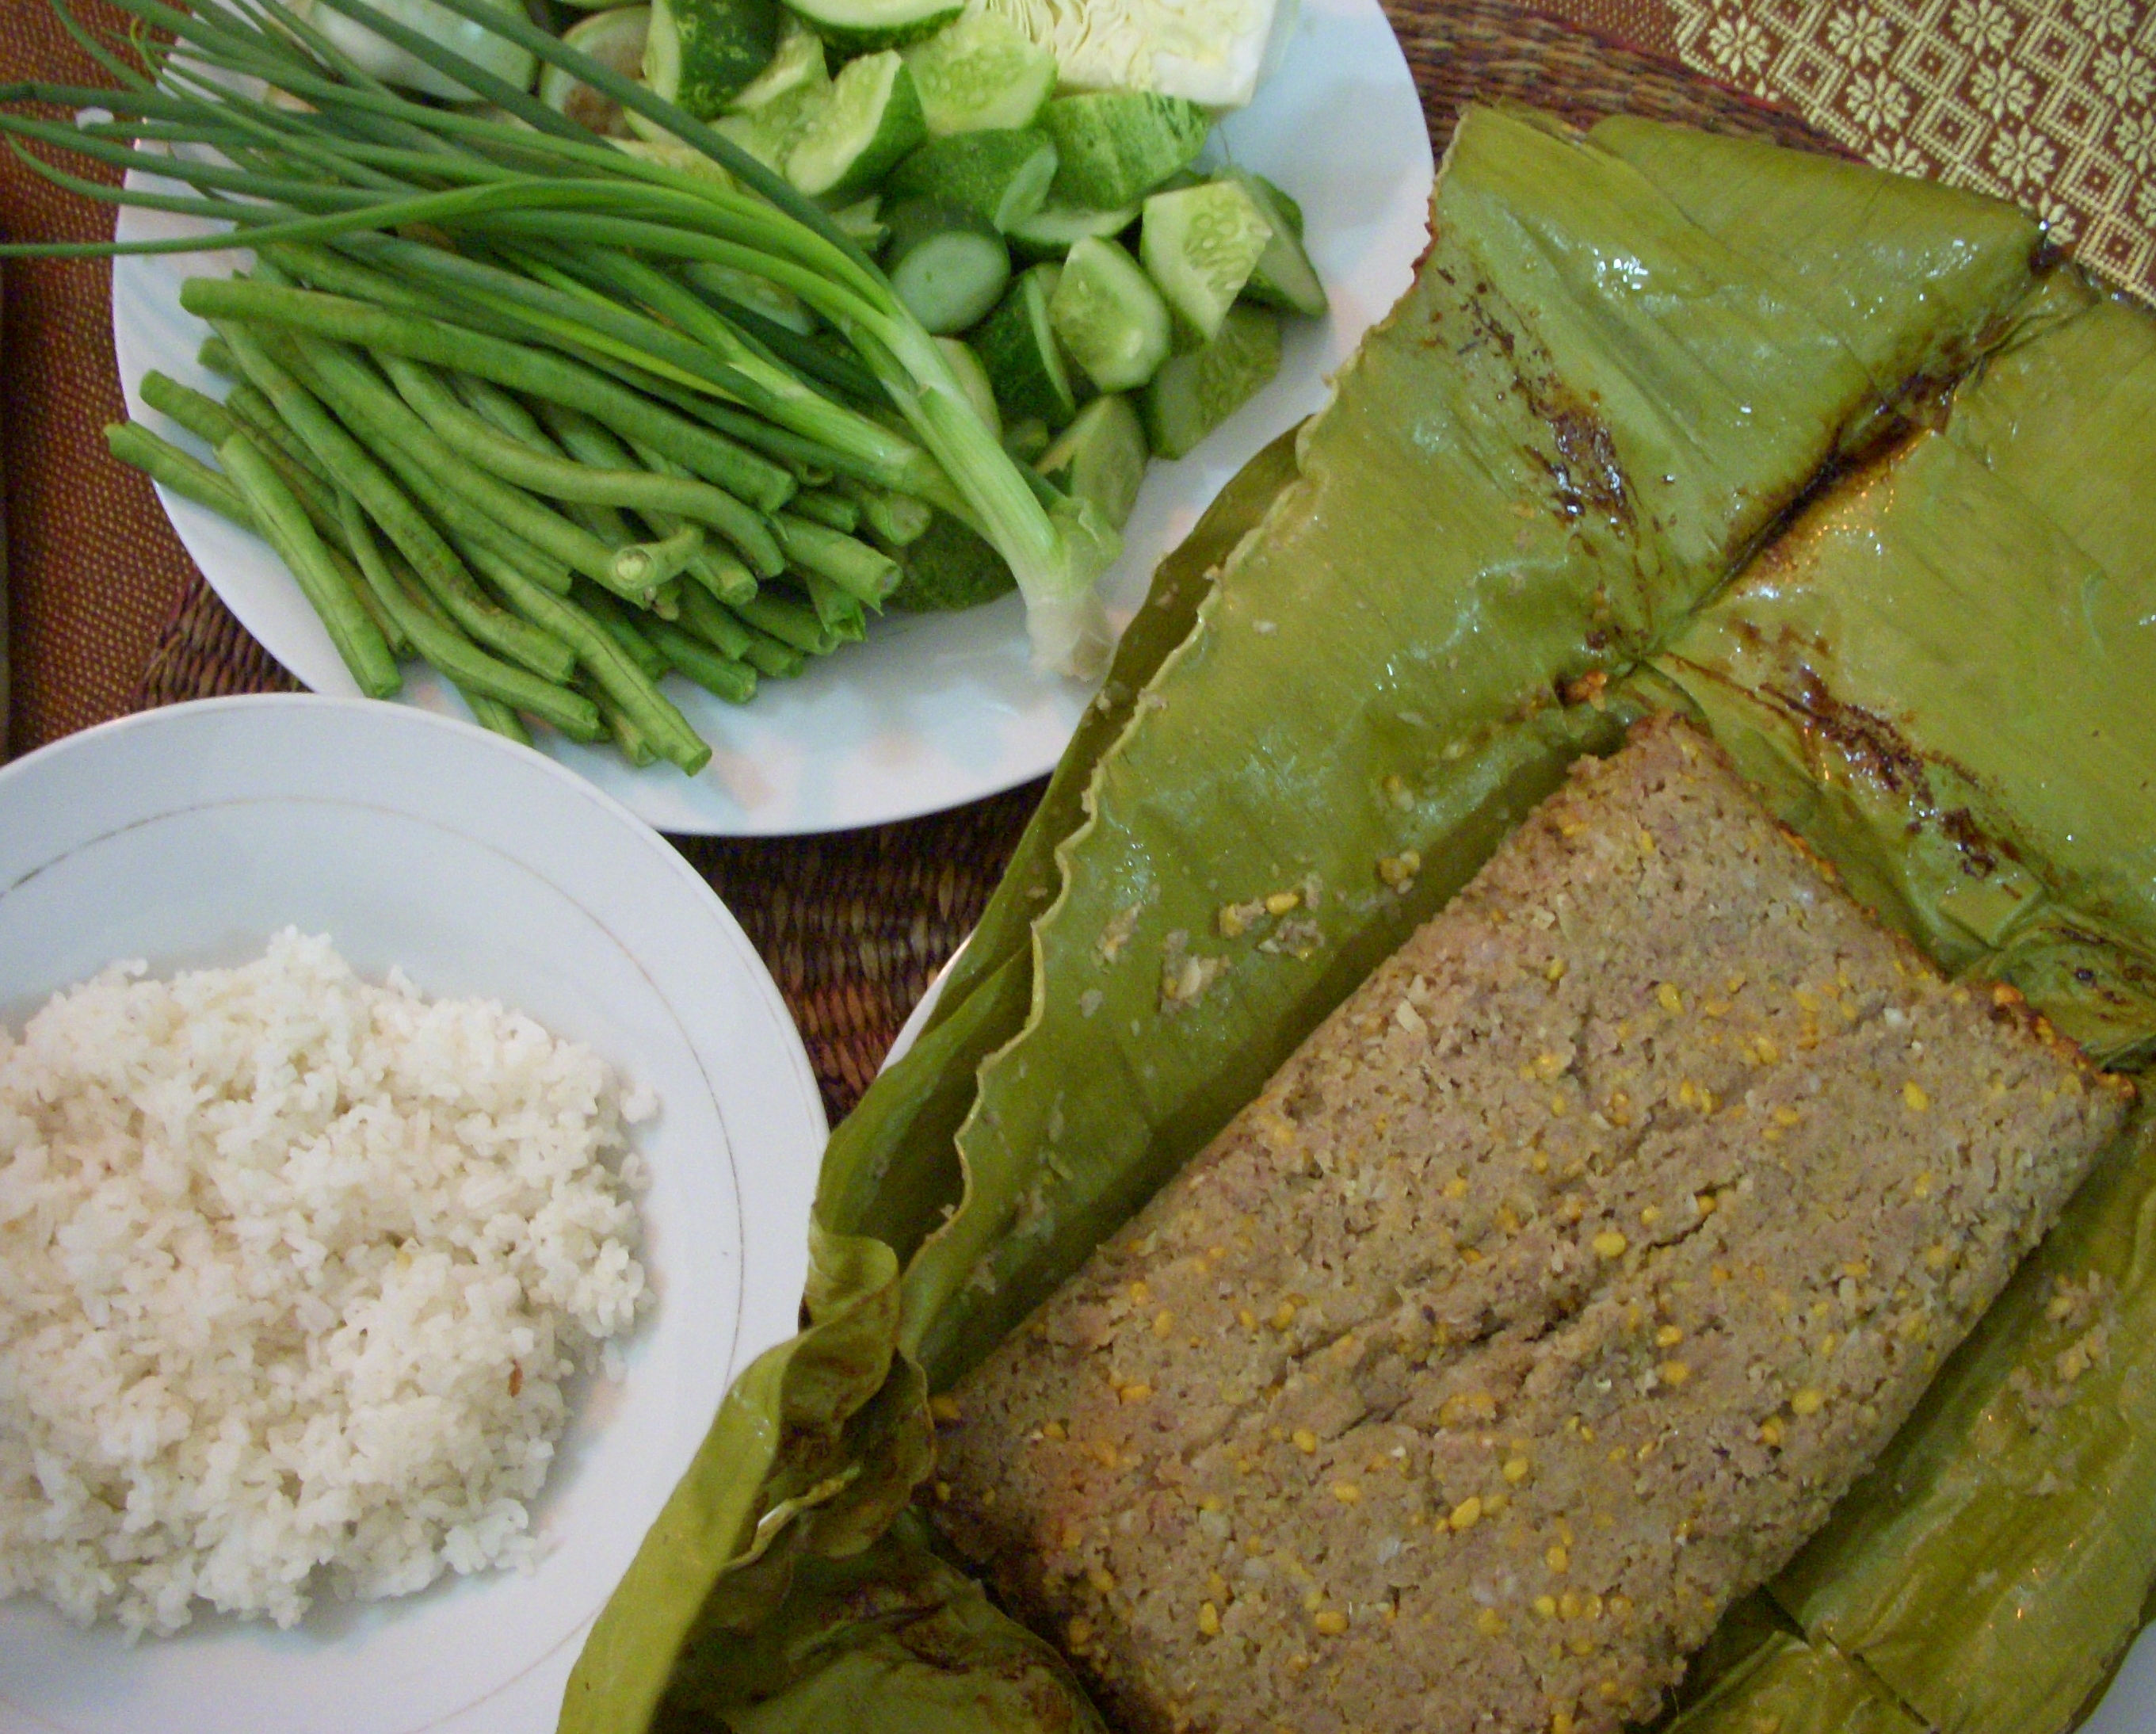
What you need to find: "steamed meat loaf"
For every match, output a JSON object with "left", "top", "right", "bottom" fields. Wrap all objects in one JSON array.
[{"left": 929, "top": 718, "right": 2132, "bottom": 1734}]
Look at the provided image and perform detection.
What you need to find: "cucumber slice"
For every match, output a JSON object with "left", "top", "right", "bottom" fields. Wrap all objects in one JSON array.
[
  {"left": 1035, "top": 393, "right": 1147, "bottom": 530},
  {"left": 540, "top": 6, "right": 651, "bottom": 135},
  {"left": 974, "top": 265, "right": 1078, "bottom": 429},
  {"left": 1007, "top": 200, "right": 1138, "bottom": 259},
  {"left": 784, "top": 50, "right": 927, "bottom": 200},
  {"left": 1140, "top": 179, "right": 1273, "bottom": 342},
  {"left": 299, "top": 0, "right": 536, "bottom": 100},
  {"left": 1142, "top": 303, "right": 1280, "bottom": 458},
  {"left": 641, "top": 0, "right": 775, "bottom": 120},
  {"left": 885, "top": 199, "right": 1012, "bottom": 334},
  {"left": 934, "top": 336, "right": 1002, "bottom": 439},
  {"left": 1225, "top": 169, "right": 1326, "bottom": 317},
  {"left": 887, "top": 511, "right": 1015, "bottom": 611},
  {"left": 1048, "top": 235, "right": 1171, "bottom": 395},
  {"left": 1040, "top": 91, "right": 1211, "bottom": 210},
  {"left": 725, "top": 13, "right": 825, "bottom": 110},
  {"left": 887, "top": 128, "right": 1058, "bottom": 233},
  {"left": 901, "top": 10, "right": 1058, "bottom": 135},
  {"left": 830, "top": 193, "right": 889, "bottom": 249},
  {"left": 780, "top": 0, "right": 962, "bottom": 52},
  {"left": 1002, "top": 416, "right": 1050, "bottom": 461}
]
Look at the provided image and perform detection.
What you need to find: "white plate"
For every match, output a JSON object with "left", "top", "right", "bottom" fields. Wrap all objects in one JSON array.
[
  {"left": 0, "top": 696, "right": 826, "bottom": 1734},
  {"left": 108, "top": 0, "right": 1434, "bottom": 835}
]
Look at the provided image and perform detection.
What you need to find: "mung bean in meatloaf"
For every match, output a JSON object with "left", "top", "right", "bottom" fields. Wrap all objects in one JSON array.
[{"left": 929, "top": 717, "right": 2132, "bottom": 1734}]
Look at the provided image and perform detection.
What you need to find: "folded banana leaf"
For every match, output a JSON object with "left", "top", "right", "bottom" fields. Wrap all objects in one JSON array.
[
  {"left": 1662, "top": 1631, "right": 1924, "bottom": 1734},
  {"left": 563, "top": 106, "right": 2049, "bottom": 1732},
  {"left": 1763, "top": 1104, "right": 2156, "bottom": 1734},
  {"left": 1649, "top": 274, "right": 2156, "bottom": 1064}
]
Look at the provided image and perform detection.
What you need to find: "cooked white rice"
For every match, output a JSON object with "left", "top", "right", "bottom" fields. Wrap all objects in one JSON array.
[{"left": 0, "top": 930, "right": 652, "bottom": 1637}]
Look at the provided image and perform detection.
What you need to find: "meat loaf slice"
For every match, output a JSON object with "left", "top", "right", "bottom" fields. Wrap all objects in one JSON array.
[{"left": 930, "top": 717, "right": 2131, "bottom": 1734}]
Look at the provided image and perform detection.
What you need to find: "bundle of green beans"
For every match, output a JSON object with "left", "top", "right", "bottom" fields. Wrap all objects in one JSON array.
[{"left": 2, "top": 0, "right": 1120, "bottom": 769}]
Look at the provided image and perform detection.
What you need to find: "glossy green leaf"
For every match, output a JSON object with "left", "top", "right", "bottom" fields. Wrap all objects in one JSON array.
[{"left": 1662, "top": 1631, "right": 1925, "bottom": 1734}]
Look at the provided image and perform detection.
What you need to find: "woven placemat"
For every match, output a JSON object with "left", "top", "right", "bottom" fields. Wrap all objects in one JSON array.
[{"left": 132, "top": 0, "right": 1837, "bottom": 1123}]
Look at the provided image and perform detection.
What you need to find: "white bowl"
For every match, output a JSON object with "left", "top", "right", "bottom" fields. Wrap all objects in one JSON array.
[{"left": 0, "top": 696, "right": 826, "bottom": 1734}]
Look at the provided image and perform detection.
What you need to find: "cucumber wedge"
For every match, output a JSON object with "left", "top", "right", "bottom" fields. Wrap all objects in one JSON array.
[
  {"left": 830, "top": 193, "right": 889, "bottom": 249},
  {"left": 1141, "top": 178, "right": 1273, "bottom": 342},
  {"left": 1226, "top": 169, "right": 1326, "bottom": 317},
  {"left": 1007, "top": 200, "right": 1138, "bottom": 260},
  {"left": 725, "top": 12, "right": 824, "bottom": 110},
  {"left": 887, "top": 511, "right": 1016, "bottom": 610},
  {"left": 642, "top": 0, "right": 776, "bottom": 120},
  {"left": 975, "top": 265, "right": 1078, "bottom": 429},
  {"left": 887, "top": 128, "right": 1058, "bottom": 234},
  {"left": 885, "top": 199, "right": 1012, "bottom": 334},
  {"left": 784, "top": 51, "right": 927, "bottom": 200},
  {"left": 709, "top": 18, "right": 827, "bottom": 164},
  {"left": 1040, "top": 91, "right": 1211, "bottom": 210},
  {"left": 780, "top": 0, "right": 962, "bottom": 52},
  {"left": 541, "top": 6, "right": 651, "bottom": 136},
  {"left": 1141, "top": 302, "right": 1280, "bottom": 458},
  {"left": 1049, "top": 235, "right": 1171, "bottom": 394},
  {"left": 1002, "top": 416, "right": 1050, "bottom": 462},
  {"left": 934, "top": 336, "right": 1002, "bottom": 439},
  {"left": 1036, "top": 392, "right": 1147, "bottom": 529},
  {"left": 901, "top": 10, "right": 1058, "bottom": 135}
]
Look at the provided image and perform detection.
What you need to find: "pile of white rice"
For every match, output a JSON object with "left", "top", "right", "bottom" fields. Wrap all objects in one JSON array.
[{"left": 0, "top": 930, "right": 652, "bottom": 1637}]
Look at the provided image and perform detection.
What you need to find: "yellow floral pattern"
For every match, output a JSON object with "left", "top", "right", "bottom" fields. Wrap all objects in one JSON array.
[{"left": 1659, "top": 0, "right": 2156, "bottom": 298}]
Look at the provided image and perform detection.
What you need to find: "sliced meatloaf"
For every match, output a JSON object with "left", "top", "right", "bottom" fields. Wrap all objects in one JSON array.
[{"left": 929, "top": 717, "right": 2131, "bottom": 1734}]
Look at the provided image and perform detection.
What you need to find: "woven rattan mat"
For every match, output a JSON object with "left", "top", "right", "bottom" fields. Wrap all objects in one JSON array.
[{"left": 123, "top": 0, "right": 1834, "bottom": 1123}]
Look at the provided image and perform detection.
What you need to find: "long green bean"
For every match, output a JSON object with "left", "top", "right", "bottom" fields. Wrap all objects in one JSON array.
[
  {"left": 336, "top": 491, "right": 602, "bottom": 738},
  {"left": 789, "top": 488, "right": 859, "bottom": 533},
  {"left": 572, "top": 579, "right": 670, "bottom": 682},
  {"left": 220, "top": 429, "right": 400, "bottom": 697},
  {"left": 374, "top": 348, "right": 779, "bottom": 569},
  {"left": 587, "top": 679, "right": 659, "bottom": 767},
  {"left": 676, "top": 583, "right": 750, "bottom": 659},
  {"left": 181, "top": 278, "right": 801, "bottom": 510},
  {"left": 732, "top": 590, "right": 835, "bottom": 656},
  {"left": 772, "top": 512, "right": 898, "bottom": 606},
  {"left": 217, "top": 319, "right": 577, "bottom": 682},
  {"left": 456, "top": 687, "right": 533, "bottom": 746},
  {"left": 838, "top": 477, "right": 933, "bottom": 547},
  {"left": 142, "top": 369, "right": 352, "bottom": 547},
  {"left": 453, "top": 533, "right": 712, "bottom": 775},
  {"left": 615, "top": 431, "right": 778, "bottom": 585},
  {"left": 644, "top": 616, "right": 757, "bottom": 705},
  {"left": 800, "top": 571, "right": 868, "bottom": 642}
]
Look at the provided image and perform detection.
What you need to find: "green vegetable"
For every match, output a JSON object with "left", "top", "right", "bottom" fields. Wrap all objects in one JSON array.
[
  {"left": 1663, "top": 1631, "right": 1923, "bottom": 1734},
  {"left": 901, "top": 10, "right": 1057, "bottom": 136},
  {"left": 1039, "top": 90, "right": 1210, "bottom": 210},
  {"left": 1139, "top": 178, "right": 1272, "bottom": 339},
  {"left": 1007, "top": 199, "right": 1137, "bottom": 260},
  {"left": 785, "top": 51, "right": 927, "bottom": 200},
  {"left": 644, "top": 613, "right": 759, "bottom": 701},
  {"left": 540, "top": 6, "right": 651, "bottom": 136},
  {"left": 1226, "top": 169, "right": 1326, "bottom": 317},
  {"left": 883, "top": 510, "right": 1012, "bottom": 611},
  {"left": 724, "top": 12, "right": 825, "bottom": 111},
  {"left": 779, "top": 0, "right": 963, "bottom": 52},
  {"left": 1035, "top": 392, "right": 1145, "bottom": 529},
  {"left": 296, "top": 0, "right": 536, "bottom": 100},
  {"left": 1048, "top": 235, "right": 1170, "bottom": 393},
  {"left": 932, "top": 337, "right": 1000, "bottom": 439},
  {"left": 642, "top": 0, "right": 776, "bottom": 120},
  {"left": 883, "top": 199, "right": 1011, "bottom": 335},
  {"left": 973, "top": 264, "right": 1078, "bottom": 429},
  {"left": 887, "top": 128, "right": 1059, "bottom": 233},
  {"left": 1139, "top": 300, "right": 1280, "bottom": 457}
]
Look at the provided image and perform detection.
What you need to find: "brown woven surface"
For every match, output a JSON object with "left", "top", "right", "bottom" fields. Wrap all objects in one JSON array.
[{"left": 81, "top": 0, "right": 1844, "bottom": 1120}]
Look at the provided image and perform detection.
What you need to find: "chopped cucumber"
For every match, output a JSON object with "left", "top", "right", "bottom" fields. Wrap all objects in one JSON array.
[
  {"left": 1002, "top": 416, "right": 1050, "bottom": 462},
  {"left": 935, "top": 337, "right": 1002, "bottom": 439},
  {"left": 784, "top": 51, "right": 926, "bottom": 200},
  {"left": 887, "top": 128, "right": 1058, "bottom": 233},
  {"left": 1225, "top": 169, "right": 1326, "bottom": 317},
  {"left": 1049, "top": 235, "right": 1171, "bottom": 394},
  {"left": 901, "top": 11, "right": 1058, "bottom": 135},
  {"left": 885, "top": 199, "right": 1011, "bottom": 334},
  {"left": 780, "top": 0, "right": 962, "bottom": 52},
  {"left": 299, "top": 0, "right": 536, "bottom": 101},
  {"left": 1040, "top": 91, "right": 1211, "bottom": 210},
  {"left": 1035, "top": 393, "right": 1147, "bottom": 530},
  {"left": 725, "top": 13, "right": 824, "bottom": 111},
  {"left": 683, "top": 259, "right": 815, "bottom": 334},
  {"left": 830, "top": 193, "right": 889, "bottom": 249},
  {"left": 1007, "top": 200, "right": 1138, "bottom": 259},
  {"left": 887, "top": 511, "right": 1015, "bottom": 611},
  {"left": 540, "top": 6, "right": 651, "bottom": 136},
  {"left": 1142, "top": 303, "right": 1280, "bottom": 458},
  {"left": 641, "top": 0, "right": 775, "bottom": 120},
  {"left": 1140, "top": 179, "right": 1272, "bottom": 342},
  {"left": 975, "top": 265, "right": 1078, "bottom": 429}
]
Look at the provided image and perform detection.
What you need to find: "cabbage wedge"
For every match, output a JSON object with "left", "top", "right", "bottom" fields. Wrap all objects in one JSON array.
[{"left": 563, "top": 105, "right": 2057, "bottom": 1733}]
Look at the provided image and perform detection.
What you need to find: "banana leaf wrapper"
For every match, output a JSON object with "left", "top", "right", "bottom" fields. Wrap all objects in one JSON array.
[
  {"left": 563, "top": 105, "right": 2047, "bottom": 1733},
  {"left": 1649, "top": 275, "right": 2156, "bottom": 1064},
  {"left": 1762, "top": 1104, "right": 2156, "bottom": 1734},
  {"left": 1662, "top": 1631, "right": 1924, "bottom": 1734}
]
